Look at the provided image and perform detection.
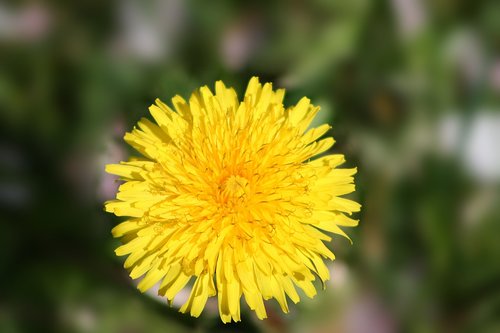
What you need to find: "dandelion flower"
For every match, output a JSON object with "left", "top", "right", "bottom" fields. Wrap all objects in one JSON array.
[{"left": 105, "top": 77, "right": 360, "bottom": 322}]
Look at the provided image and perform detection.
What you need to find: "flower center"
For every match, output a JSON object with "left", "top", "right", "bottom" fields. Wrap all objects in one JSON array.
[{"left": 221, "top": 175, "right": 250, "bottom": 200}]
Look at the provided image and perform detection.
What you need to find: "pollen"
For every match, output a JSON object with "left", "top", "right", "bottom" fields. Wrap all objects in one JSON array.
[{"left": 221, "top": 175, "right": 249, "bottom": 201}]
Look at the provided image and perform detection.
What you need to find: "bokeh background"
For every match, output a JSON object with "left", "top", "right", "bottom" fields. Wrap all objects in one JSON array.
[{"left": 1, "top": 0, "right": 500, "bottom": 332}]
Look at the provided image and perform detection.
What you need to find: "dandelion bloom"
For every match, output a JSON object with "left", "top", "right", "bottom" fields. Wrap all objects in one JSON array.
[{"left": 105, "top": 77, "right": 360, "bottom": 322}]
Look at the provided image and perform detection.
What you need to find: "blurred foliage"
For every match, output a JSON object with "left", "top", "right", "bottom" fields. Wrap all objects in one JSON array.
[{"left": 1, "top": 0, "right": 500, "bottom": 332}]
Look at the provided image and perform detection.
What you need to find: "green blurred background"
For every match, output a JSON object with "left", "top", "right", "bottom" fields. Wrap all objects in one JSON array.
[{"left": 1, "top": 0, "right": 500, "bottom": 332}]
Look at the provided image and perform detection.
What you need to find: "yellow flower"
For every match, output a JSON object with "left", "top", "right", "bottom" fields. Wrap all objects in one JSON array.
[{"left": 105, "top": 77, "right": 360, "bottom": 323}]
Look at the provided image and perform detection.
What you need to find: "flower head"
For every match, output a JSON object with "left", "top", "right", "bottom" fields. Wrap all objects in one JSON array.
[{"left": 105, "top": 77, "right": 360, "bottom": 322}]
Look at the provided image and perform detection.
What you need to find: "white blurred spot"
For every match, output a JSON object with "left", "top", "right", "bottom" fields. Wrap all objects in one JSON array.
[
  {"left": 438, "top": 112, "right": 500, "bottom": 183},
  {"left": 444, "top": 30, "right": 484, "bottom": 87},
  {"left": 344, "top": 294, "right": 396, "bottom": 333},
  {"left": 463, "top": 113, "right": 500, "bottom": 182},
  {"left": 0, "top": 3, "right": 51, "bottom": 41},
  {"left": 490, "top": 59, "right": 500, "bottom": 93},
  {"left": 328, "top": 261, "right": 349, "bottom": 289},
  {"left": 61, "top": 305, "right": 97, "bottom": 333},
  {"left": 115, "top": 0, "right": 186, "bottom": 62},
  {"left": 391, "top": 0, "right": 426, "bottom": 39},
  {"left": 74, "top": 307, "right": 96, "bottom": 332},
  {"left": 221, "top": 14, "right": 265, "bottom": 70}
]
